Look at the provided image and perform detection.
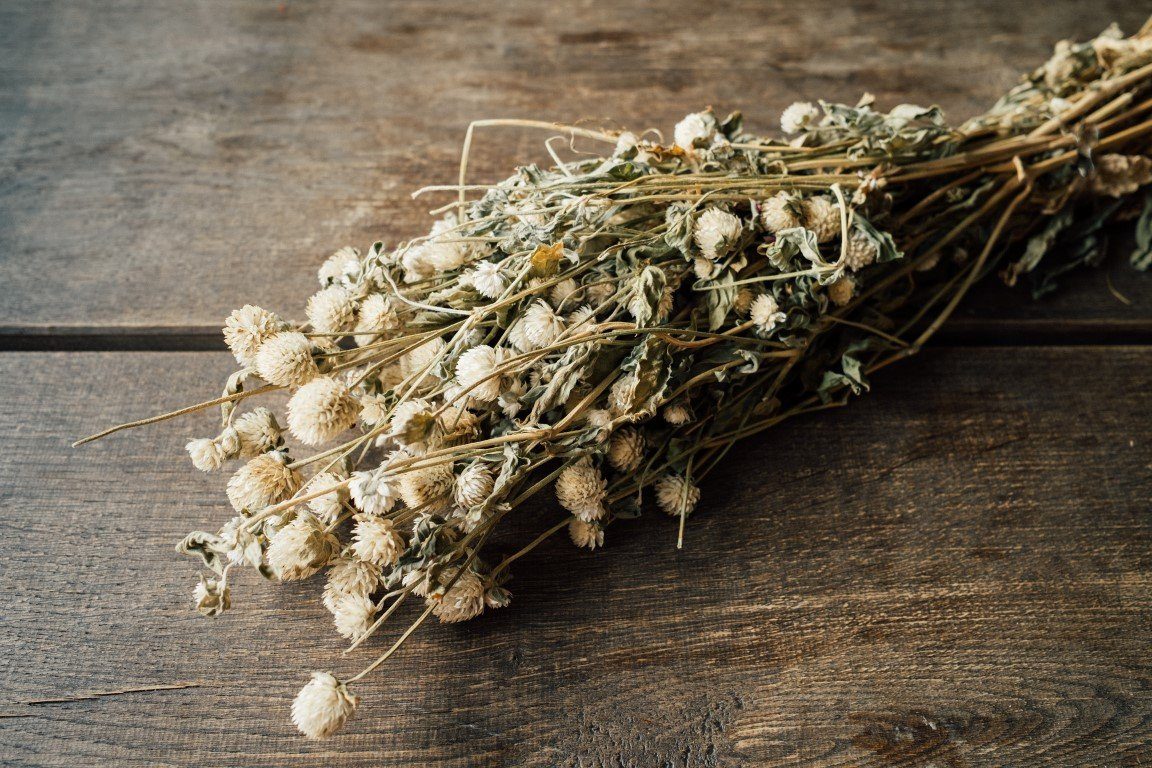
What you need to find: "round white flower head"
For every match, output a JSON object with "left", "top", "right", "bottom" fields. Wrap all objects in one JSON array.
[
  {"left": 389, "top": 398, "right": 439, "bottom": 453},
  {"left": 226, "top": 451, "right": 301, "bottom": 512},
  {"left": 331, "top": 593, "right": 377, "bottom": 640},
  {"left": 349, "top": 467, "right": 399, "bottom": 517},
  {"left": 843, "top": 232, "right": 879, "bottom": 271},
  {"left": 455, "top": 345, "right": 510, "bottom": 402},
  {"left": 693, "top": 207, "right": 743, "bottom": 260},
  {"left": 255, "top": 331, "right": 318, "bottom": 387},
  {"left": 400, "top": 336, "right": 446, "bottom": 382},
  {"left": 266, "top": 511, "right": 339, "bottom": 581},
  {"left": 760, "top": 192, "right": 803, "bottom": 233},
  {"left": 292, "top": 671, "right": 357, "bottom": 740},
  {"left": 549, "top": 277, "right": 581, "bottom": 309},
  {"left": 322, "top": 555, "right": 381, "bottom": 611},
  {"left": 662, "top": 402, "right": 693, "bottom": 426},
  {"left": 780, "top": 101, "right": 820, "bottom": 134},
  {"left": 568, "top": 518, "right": 605, "bottom": 550},
  {"left": 287, "top": 376, "right": 359, "bottom": 447},
  {"left": 357, "top": 391, "right": 391, "bottom": 428},
  {"left": 750, "top": 294, "right": 787, "bottom": 333},
  {"left": 454, "top": 462, "right": 495, "bottom": 510},
  {"left": 427, "top": 567, "right": 486, "bottom": 624},
  {"left": 803, "top": 196, "right": 842, "bottom": 243},
  {"left": 655, "top": 474, "right": 701, "bottom": 518},
  {"left": 306, "top": 285, "right": 357, "bottom": 335},
  {"left": 465, "top": 260, "right": 507, "bottom": 299},
  {"left": 400, "top": 243, "right": 437, "bottom": 283},
  {"left": 673, "top": 111, "right": 717, "bottom": 151},
  {"left": 826, "top": 276, "right": 856, "bottom": 307},
  {"left": 437, "top": 405, "right": 480, "bottom": 445},
  {"left": 186, "top": 438, "right": 226, "bottom": 472},
  {"left": 353, "top": 293, "right": 400, "bottom": 347},
  {"left": 233, "top": 407, "right": 283, "bottom": 457},
  {"left": 584, "top": 409, "right": 612, "bottom": 431},
  {"left": 398, "top": 462, "right": 455, "bottom": 514},
  {"left": 517, "top": 300, "right": 566, "bottom": 351},
  {"left": 222, "top": 305, "right": 287, "bottom": 367},
  {"left": 351, "top": 514, "right": 405, "bottom": 568},
  {"left": 192, "top": 575, "right": 231, "bottom": 617},
  {"left": 567, "top": 304, "right": 598, "bottom": 331},
  {"left": 555, "top": 459, "right": 607, "bottom": 521},
  {"left": 317, "top": 246, "right": 361, "bottom": 287},
  {"left": 305, "top": 470, "right": 348, "bottom": 524},
  {"left": 607, "top": 427, "right": 645, "bottom": 472}
]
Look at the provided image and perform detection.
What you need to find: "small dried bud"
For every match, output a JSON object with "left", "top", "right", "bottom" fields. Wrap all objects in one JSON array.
[
  {"left": 292, "top": 672, "right": 357, "bottom": 740},
  {"left": 780, "top": 101, "right": 820, "bottom": 134},
  {"left": 568, "top": 518, "right": 605, "bottom": 550},
  {"left": 662, "top": 401, "right": 694, "bottom": 426},
  {"left": 607, "top": 427, "right": 645, "bottom": 472},
  {"left": 555, "top": 460, "right": 607, "bottom": 521},
  {"left": 750, "top": 294, "right": 787, "bottom": 333},
  {"left": 1091, "top": 154, "right": 1152, "bottom": 197},
  {"left": 826, "top": 276, "right": 856, "bottom": 307}
]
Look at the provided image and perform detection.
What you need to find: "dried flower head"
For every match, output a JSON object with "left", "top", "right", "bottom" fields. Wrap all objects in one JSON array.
[
  {"left": 827, "top": 276, "right": 856, "bottom": 307},
  {"left": 331, "top": 593, "right": 377, "bottom": 639},
  {"left": 662, "top": 401, "right": 693, "bottom": 426},
  {"left": 318, "top": 246, "right": 361, "bottom": 287},
  {"left": 255, "top": 331, "right": 318, "bottom": 387},
  {"left": 323, "top": 555, "right": 381, "bottom": 611},
  {"left": 549, "top": 277, "right": 581, "bottom": 309},
  {"left": 349, "top": 468, "right": 399, "bottom": 516},
  {"left": 226, "top": 451, "right": 301, "bottom": 512},
  {"left": 307, "top": 285, "right": 357, "bottom": 335},
  {"left": 694, "top": 207, "right": 743, "bottom": 259},
  {"left": 351, "top": 515, "right": 405, "bottom": 567},
  {"left": 353, "top": 293, "right": 400, "bottom": 346},
  {"left": 673, "top": 111, "right": 717, "bottom": 151},
  {"left": 464, "top": 260, "right": 508, "bottom": 299},
  {"left": 607, "top": 427, "right": 645, "bottom": 472},
  {"left": 223, "top": 305, "right": 287, "bottom": 367},
  {"left": 454, "top": 462, "right": 495, "bottom": 510},
  {"left": 266, "top": 511, "right": 339, "bottom": 581},
  {"left": 389, "top": 399, "right": 439, "bottom": 452},
  {"left": 751, "top": 294, "right": 787, "bottom": 333},
  {"left": 516, "top": 300, "right": 566, "bottom": 351},
  {"left": 1091, "top": 153, "right": 1152, "bottom": 197},
  {"left": 568, "top": 517, "right": 605, "bottom": 550},
  {"left": 455, "top": 345, "right": 510, "bottom": 402},
  {"left": 760, "top": 191, "right": 803, "bottom": 233},
  {"left": 427, "top": 567, "right": 486, "bottom": 624},
  {"left": 192, "top": 575, "right": 231, "bottom": 617},
  {"left": 186, "top": 437, "right": 227, "bottom": 472},
  {"left": 780, "top": 101, "right": 821, "bottom": 134},
  {"left": 398, "top": 462, "right": 455, "bottom": 514},
  {"left": 233, "top": 407, "right": 283, "bottom": 457},
  {"left": 292, "top": 672, "right": 357, "bottom": 740},
  {"left": 803, "top": 196, "right": 842, "bottom": 243},
  {"left": 655, "top": 474, "right": 701, "bottom": 518},
  {"left": 555, "top": 460, "right": 607, "bottom": 521},
  {"left": 287, "top": 376, "right": 359, "bottom": 446},
  {"left": 843, "top": 232, "right": 879, "bottom": 271},
  {"left": 305, "top": 470, "right": 348, "bottom": 523}
]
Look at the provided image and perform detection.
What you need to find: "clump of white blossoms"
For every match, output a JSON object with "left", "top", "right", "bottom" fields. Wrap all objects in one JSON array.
[{"left": 78, "top": 22, "right": 1152, "bottom": 739}]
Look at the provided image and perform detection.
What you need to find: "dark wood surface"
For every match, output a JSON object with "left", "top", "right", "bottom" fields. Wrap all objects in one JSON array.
[
  {"left": 0, "top": 350, "right": 1149, "bottom": 767},
  {"left": 1, "top": 1, "right": 1150, "bottom": 766}
]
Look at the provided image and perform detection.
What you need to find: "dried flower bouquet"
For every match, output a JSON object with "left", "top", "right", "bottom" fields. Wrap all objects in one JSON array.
[{"left": 79, "top": 21, "right": 1152, "bottom": 738}]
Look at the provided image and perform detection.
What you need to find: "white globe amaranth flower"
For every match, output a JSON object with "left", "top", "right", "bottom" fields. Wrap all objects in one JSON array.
[
  {"left": 349, "top": 468, "right": 399, "bottom": 516},
  {"left": 317, "top": 246, "right": 361, "bottom": 287},
  {"left": 673, "top": 111, "right": 717, "bottom": 151},
  {"left": 322, "top": 555, "right": 381, "bottom": 612},
  {"left": 233, "top": 407, "right": 283, "bottom": 457},
  {"left": 455, "top": 345, "right": 512, "bottom": 402},
  {"left": 549, "top": 277, "right": 581, "bottom": 309},
  {"left": 398, "top": 462, "right": 455, "bottom": 515},
  {"left": 780, "top": 101, "right": 820, "bottom": 134},
  {"left": 760, "top": 192, "right": 803, "bottom": 234},
  {"left": 427, "top": 567, "right": 487, "bottom": 624},
  {"left": 254, "top": 331, "right": 318, "bottom": 387},
  {"left": 331, "top": 593, "right": 377, "bottom": 640},
  {"left": 353, "top": 293, "right": 400, "bottom": 347},
  {"left": 454, "top": 462, "right": 495, "bottom": 510},
  {"left": 305, "top": 470, "right": 348, "bottom": 524},
  {"left": 555, "top": 459, "right": 607, "bottom": 521},
  {"left": 286, "top": 376, "right": 359, "bottom": 447},
  {"left": 662, "top": 401, "right": 693, "bottom": 426},
  {"left": 292, "top": 672, "right": 357, "bottom": 740},
  {"left": 568, "top": 518, "right": 605, "bottom": 550},
  {"left": 607, "top": 427, "right": 645, "bottom": 472},
  {"left": 400, "top": 336, "right": 446, "bottom": 381},
  {"left": 750, "top": 294, "right": 787, "bottom": 333},
  {"left": 266, "top": 511, "right": 339, "bottom": 581},
  {"left": 222, "top": 305, "right": 287, "bottom": 367},
  {"left": 655, "top": 474, "right": 701, "bottom": 518},
  {"left": 843, "top": 232, "right": 880, "bottom": 271},
  {"left": 351, "top": 515, "right": 405, "bottom": 567},
  {"left": 388, "top": 398, "right": 439, "bottom": 452},
  {"left": 1091, "top": 154, "right": 1152, "bottom": 197},
  {"left": 306, "top": 285, "right": 357, "bottom": 335},
  {"left": 693, "top": 207, "right": 743, "bottom": 260},
  {"left": 186, "top": 437, "right": 227, "bottom": 472},
  {"left": 225, "top": 451, "right": 301, "bottom": 512},
  {"left": 826, "top": 276, "right": 856, "bottom": 307},
  {"left": 803, "top": 196, "right": 842, "bottom": 243},
  {"left": 464, "top": 260, "right": 508, "bottom": 299}
]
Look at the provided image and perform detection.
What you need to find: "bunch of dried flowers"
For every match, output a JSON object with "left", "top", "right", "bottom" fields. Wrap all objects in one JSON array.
[{"left": 79, "top": 20, "right": 1152, "bottom": 738}]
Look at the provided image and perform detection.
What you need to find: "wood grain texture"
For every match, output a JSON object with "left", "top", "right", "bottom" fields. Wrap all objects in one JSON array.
[
  {"left": 1, "top": 0, "right": 1150, "bottom": 336},
  {"left": 0, "top": 349, "right": 1147, "bottom": 766}
]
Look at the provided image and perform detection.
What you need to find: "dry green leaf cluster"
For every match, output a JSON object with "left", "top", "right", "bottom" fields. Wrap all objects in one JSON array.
[{"left": 79, "top": 20, "right": 1152, "bottom": 738}]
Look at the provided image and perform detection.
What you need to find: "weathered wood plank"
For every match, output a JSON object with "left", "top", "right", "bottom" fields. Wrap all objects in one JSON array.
[
  {"left": 0, "top": 0, "right": 1149, "bottom": 335},
  {"left": 0, "top": 348, "right": 1147, "bottom": 766}
]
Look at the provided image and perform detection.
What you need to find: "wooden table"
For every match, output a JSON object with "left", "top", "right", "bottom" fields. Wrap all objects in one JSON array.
[{"left": 1, "top": 2, "right": 1149, "bottom": 766}]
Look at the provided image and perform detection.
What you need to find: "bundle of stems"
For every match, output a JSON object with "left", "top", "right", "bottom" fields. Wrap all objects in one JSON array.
[{"left": 78, "top": 20, "right": 1152, "bottom": 738}]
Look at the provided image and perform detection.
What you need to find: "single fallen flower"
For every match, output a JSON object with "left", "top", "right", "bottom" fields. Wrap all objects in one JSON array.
[{"left": 77, "top": 19, "right": 1152, "bottom": 738}]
